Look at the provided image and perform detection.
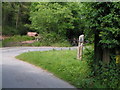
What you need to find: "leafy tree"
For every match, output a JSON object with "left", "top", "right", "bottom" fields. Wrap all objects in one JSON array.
[
  {"left": 2, "top": 2, "right": 31, "bottom": 35},
  {"left": 28, "top": 2, "right": 84, "bottom": 40},
  {"left": 82, "top": 2, "right": 120, "bottom": 63}
]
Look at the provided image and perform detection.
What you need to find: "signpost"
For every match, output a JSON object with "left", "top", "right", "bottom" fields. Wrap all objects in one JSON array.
[{"left": 77, "top": 35, "right": 84, "bottom": 60}]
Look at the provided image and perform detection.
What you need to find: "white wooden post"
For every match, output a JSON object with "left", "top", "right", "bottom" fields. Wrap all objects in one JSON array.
[{"left": 77, "top": 35, "right": 84, "bottom": 60}]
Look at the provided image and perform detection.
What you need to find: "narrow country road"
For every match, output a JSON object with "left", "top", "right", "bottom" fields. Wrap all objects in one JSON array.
[{"left": 1, "top": 47, "right": 76, "bottom": 88}]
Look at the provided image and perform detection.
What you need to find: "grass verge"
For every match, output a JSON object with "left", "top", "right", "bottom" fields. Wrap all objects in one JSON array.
[
  {"left": 16, "top": 46, "right": 120, "bottom": 88},
  {"left": 16, "top": 49, "right": 91, "bottom": 88},
  {"left": 2, "top": 35, "right": 34, "bottom": 47},
  {"left": 2, "top": 35, "right": 71, "bottom": 47}
]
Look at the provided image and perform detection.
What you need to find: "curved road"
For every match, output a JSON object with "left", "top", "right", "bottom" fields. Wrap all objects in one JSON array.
[{"left": 2, "top": 47, "right": 76, "bottom": 88}]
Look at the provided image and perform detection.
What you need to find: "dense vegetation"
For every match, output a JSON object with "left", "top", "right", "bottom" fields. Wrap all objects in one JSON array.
[
  {"left": 82, "top": 2, "right": 120, "bottom": 64},
  {"left": 2, "top": 2, "right": 31, "bottom": 35},
  {"left": 2, "top": 2, "right": 120, "bottom": 88},
  {"left": 28, "top": 2, "right": 85, "bottom": 39},
  {"left": 3, "top": 2, "right": 120, "bottom": 62},
  {"left": 2, "top": 2, "right": 85, "bottom": 47},
  {"left": 2, "top": 2, "right": 84, "bottom": 38}
]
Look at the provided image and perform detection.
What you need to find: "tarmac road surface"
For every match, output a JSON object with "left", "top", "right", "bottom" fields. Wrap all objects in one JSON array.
[{"left": 1, "top": 47, "right": 76, "bottom": 88}]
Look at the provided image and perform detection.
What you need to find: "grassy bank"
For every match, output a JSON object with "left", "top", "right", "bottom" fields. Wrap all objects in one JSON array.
[
  {"left": 25, "top": 40, "right": 71, "bottom": 47},
  {"left": 16, "top": 47, "right": 120, "bottom": 88},
  {"left": 2, "top": 35, "right": 34, "bottom": 47},
  {"left": 16, "top": 49, "right": 92, "bottom": 88},
  {"left": 2, "top": 35, "right": 71, "bottom": 47}
]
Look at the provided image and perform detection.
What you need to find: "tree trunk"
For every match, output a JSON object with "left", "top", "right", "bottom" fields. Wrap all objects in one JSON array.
[
  {"left": 103, "top": 48, "right": 110, "bottom": 64},
  {"left": 94, "top": 31, "right": 102, "bottom": 64},
  {"left": 3, "top": 5, "right": 6, "bottom": 27},
  {"left": 94, "top": 30, "right": 103, "bottom": 76},
  {"left": 16, "top": 4, "right": 20, "bottom": 29}
]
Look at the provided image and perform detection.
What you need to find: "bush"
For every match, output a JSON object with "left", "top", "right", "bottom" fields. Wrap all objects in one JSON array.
[
  {"left": 2, "top": 26, "right": 19, "bottom": 35},
  {"left": 29, "top": 32, "right": 71, "bottom": 47},
  {"left": 2, "top": 32, "right": 72, "bottom": 47},
  {"left": 40, "top": 32, "right": 67, "bottom": 43},
  {"left": 51, "top": 41, "right": 71, "bottom": 47},
  {"left": 83, "top": 45, "right": 94, "bottom": 65},
  {"left": 93, "top": 61, "right": 120, "bottom": 88},
  {"left": 83, "top": 46, "right": 120, "bottom": 88}
]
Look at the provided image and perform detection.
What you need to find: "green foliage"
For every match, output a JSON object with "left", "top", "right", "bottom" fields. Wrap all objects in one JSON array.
[
  {"left": 2, "top": 2, "right": 31, "bottom": 35},
  {"left": 2, "top": 26, "right": 19, "bottom": 35},
  {"left": 99, "top": 27, "right": 120, "bottom": 48},
  {"left": 2, "top": 2, "right": 120, "bottom": 48},
  {"left": 29, "top": 2, "right": 72, "bottom": 35},
  {"left": 92, "top": 61, "right": 120, "bottom": 88},
  {"left": 41, "top": 32, "right": 65, "bottom": 44},
  {"left": 2, "top": 34, "right": 71, "bottom": 47},
  {"left": 84, "top": 45, "right": 94, "bottom": 64},
  {"left": 83, "top": 46, "right": 120, "bottom": 88},
  {"left": 28, "top": 2, "right": 84, "bottom": 39},
  {"left": 26, "top": 32, "right": 71, "bottom": 47},
  {"left": 82, "top": 2, "right": 120, "bottom": 49}
]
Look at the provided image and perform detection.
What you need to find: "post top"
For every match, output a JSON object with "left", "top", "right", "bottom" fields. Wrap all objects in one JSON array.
[{"left": 79, "top": 35, "right": 84, "bottom": 37}]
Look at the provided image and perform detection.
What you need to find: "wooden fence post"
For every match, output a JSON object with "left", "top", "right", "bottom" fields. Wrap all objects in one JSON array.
[{"left": 77, "top": 35, "right": 84, "bottom": 60}]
